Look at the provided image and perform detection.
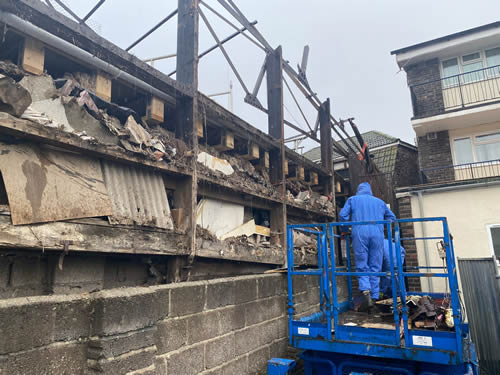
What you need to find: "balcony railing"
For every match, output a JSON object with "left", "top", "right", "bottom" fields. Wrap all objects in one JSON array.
[
  {"left": 419, "top": 159, "right": 500, "bottom": 185},
  {"left": 410, "top": 65, "right": 500, "bottom": 118}
]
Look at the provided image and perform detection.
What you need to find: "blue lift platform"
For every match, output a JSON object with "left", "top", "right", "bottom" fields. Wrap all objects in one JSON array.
[{"left": 267, "top": 217, "right": 479, "bottom": 375}]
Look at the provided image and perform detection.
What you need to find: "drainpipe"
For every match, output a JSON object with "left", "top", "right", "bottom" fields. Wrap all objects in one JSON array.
[
  {"left": 417, "top": 191, "right": 434, "bottom": 292},
  {"left": 0, "top": 11, "right": 175, "bottom": 104}
]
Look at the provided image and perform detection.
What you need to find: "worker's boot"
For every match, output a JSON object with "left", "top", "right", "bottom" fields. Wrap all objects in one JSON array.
[{"left": 358, "top": 291, "right": 374, "bottom": 313}]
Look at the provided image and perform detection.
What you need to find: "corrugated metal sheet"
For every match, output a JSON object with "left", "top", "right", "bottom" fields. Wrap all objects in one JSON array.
[
  {"left": 458, "top": 257, "right": 500, "bottom": 374},
  {"left": 101, "top": 161, "right": 173, "bottom": 230}
]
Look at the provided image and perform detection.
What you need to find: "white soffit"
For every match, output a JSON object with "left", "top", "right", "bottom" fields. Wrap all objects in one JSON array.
[{"left": 396, "top": 27, "right": 500, "bottom": 68}]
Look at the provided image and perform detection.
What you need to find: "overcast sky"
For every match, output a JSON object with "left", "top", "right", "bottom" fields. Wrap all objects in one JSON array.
[{"left": 56, "top": 0, "right": 500, "bottom": 152}]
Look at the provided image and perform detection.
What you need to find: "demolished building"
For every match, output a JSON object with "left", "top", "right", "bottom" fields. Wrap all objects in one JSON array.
[
  {"left": 0, "top": 0, "right": 341, "bottom": 294},
  {"left": 0, "top": 1, "right": 385, "bottom": 374}
]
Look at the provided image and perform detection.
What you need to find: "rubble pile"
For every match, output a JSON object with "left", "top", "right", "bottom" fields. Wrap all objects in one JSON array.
[
  {"left": 197, "top": 143, "right": 281, "bottom": 200},
  {"left": 288, "top": 187, "right": 335, "bottom": 215},
  {"left": 0, "top": 61, "right": 188, "bottom": 169}
]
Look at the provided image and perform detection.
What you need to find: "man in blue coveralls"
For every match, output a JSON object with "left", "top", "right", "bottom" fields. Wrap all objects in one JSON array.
[
  {"left": 380, "top": 239, "right": 405, "bottom": 299},
  {"left": 339, "top": 182, "right": 396, "bottom": 312}
]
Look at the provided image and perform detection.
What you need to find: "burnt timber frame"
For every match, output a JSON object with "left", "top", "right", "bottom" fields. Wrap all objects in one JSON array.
[
  {"left": 266, "top": 46, "right": 287, "bottom": 248},
  {"left": 175, "top": 0, "right": 199, "bottom": 273},
  {"left": 0, "top": 0, "right": 337, "bottom": 269}
]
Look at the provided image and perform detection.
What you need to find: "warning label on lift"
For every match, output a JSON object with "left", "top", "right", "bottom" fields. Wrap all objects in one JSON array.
[
  {"left": 297, "top": 327, "right": 309, "bottom": 335},
  {"left": 412, "top": 335, "right": 433, "bottom": 347}
]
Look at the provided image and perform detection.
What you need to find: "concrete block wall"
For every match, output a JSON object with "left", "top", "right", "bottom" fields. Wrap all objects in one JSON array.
[{"left": 0, "top": 273, "right": 347, "bottom": 374}]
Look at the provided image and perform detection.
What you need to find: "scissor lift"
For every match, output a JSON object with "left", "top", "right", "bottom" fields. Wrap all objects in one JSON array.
[{"left": 267, "top": 217, "right": 479, "bottom": 375}]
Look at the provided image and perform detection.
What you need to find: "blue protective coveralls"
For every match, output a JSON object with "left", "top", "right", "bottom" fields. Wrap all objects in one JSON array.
[
  {"left": 380, "top": 239, "right": 405, "bottom": 297},
  {"left": 339, "top": 183, "right": 396, "bottom": 299}
]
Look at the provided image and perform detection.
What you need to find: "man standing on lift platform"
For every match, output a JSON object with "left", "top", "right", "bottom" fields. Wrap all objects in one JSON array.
[{"left": 339, "top": 182, "right": 396, "bottom": 313}]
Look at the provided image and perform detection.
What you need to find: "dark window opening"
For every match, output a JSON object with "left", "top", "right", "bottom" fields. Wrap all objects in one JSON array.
[
  {"left": 44, "top": 48, "right": 93, "bottom": 80},
  {"left": 0, "top": 28, "right": 22, "bottom": 68},
  {"left": 0, "top": 171, "right": 8, "bottom": 205},
  {"left": 111, "top": 80, "right": 147, "bottom": 118}
]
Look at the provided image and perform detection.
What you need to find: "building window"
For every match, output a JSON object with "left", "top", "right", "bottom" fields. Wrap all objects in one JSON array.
[
  {"left": 454, "top": 137, "right": 474, "bottom": 164},
  {"left": 461, "top": 52, "right": 484, "bottom": 83},
  {"left": 485, "top": 47, "right": 500, "bottom": 77},
  {"left": 441, "top": 46, "right": 500, "bottom": 84},
  {"left": 442, "top": 58, "right": 460, "bottom": 87},
  {"left": 488, "top": 225, "right": 500, "bottom": 259},
  {"left": 475, "top": 133, "right": 500, "bottom": 161},
  {"left": 453, "top": 132, "right": 500, "bottom": 164}
]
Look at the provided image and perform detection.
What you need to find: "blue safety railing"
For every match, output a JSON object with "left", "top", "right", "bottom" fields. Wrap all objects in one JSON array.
[{"left": 286, "top": 217, "right": 475, "bottom": 367}]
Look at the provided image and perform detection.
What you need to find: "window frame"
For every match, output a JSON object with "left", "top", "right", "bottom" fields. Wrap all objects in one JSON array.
[
  {"left": 451, "top": 130, "right": 500, "bottom": 166},
  {"left": 440, "top": 47, "right": 500, "bottom": 83},
  {"left": 486, "top": 224, "right": 500, "bottom": 264}
]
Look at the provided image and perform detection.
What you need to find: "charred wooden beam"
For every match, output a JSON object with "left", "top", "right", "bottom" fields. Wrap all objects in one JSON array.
[
  {"left": 214, "top": 130, "right": 234, "bottom": 151},
  {"left": 288, "top": 165, "right": 305, "bottom": 181},
  {"left": 0, "top": 215, "right": 188, "bottom": 256},
  {"left": 266, "top": 46, "right": 286, "bottom": 250},
  {"left": 242, "top": 142, "right": 259, "bottom": 160},
  {"left": 309, "top": 171, "right": 319, "bottom": 186},
  {"left": 320, "top": 98, "right": 334, "bottom": 196},
  {"left": 175, "top": 0, "right": 199, "bottom": 264}
]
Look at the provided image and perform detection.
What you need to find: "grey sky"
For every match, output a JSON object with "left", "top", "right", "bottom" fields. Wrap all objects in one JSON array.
[{"left": 56, "top": 1, "right": 500, "bottom": 152}]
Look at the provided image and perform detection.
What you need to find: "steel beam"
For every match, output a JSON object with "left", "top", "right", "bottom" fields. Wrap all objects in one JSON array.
[
  {"left": 82, "top": 0, "right": 106, "bottom": 23},
  {"left": 126, "top": 9, "right": 178, "bottom": 51},
  {"left": 53, "top": 0, "right": 83, "bottom": 23}
]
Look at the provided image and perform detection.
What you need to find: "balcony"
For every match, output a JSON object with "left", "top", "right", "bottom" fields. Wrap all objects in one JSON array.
[
  {"left": 410, "top": 65, "right": 500, "bottom": 119},
  {"left": 419, "top": 159, "right": 500, "bottom": 185}
]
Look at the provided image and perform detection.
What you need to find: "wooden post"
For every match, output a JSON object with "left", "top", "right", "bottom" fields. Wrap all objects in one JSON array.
[
  {"left": 214, "top": 130, "right": 234, "bottom": 151},
  {"left": 175, "top": 0, "right": 199, "bottom": 275},
  {"left": 266, "top": 46, "right": 287, "bottom": 251},
  {"left": 146, "top": 96, "right": 165, "bottom": 123},
  {"left": 95, "top": 72, "right": 112, "bottom": 102},
  {"left": 20, "top": 37, "right": 44, "bottom": 75},
  {"left": 320, "top": 99, "right": 334, "bottom": 196}
]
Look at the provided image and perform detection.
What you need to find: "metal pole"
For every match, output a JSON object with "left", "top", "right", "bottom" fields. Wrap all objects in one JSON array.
[
  {"left": 169, "top": 22, "right": 256, "bottom": 77},
  {"left": 200, "top": 0, "right": 265, "bottom": 51},
  {"left": 45, "top": 0, "right": 55, "bottom": 9},
  {"left": 283, "top": 76, "right": 313, "bottom": 133},
  {"left": 53, "top": 0, "right": 83, "bottom": 23},
  {"left": 126, "top": 9, "right": 178, "bottom": 51},
  {"left": 198, "top": 8, "right": 250, "bottom": 95},
  {"left": 82, "top": 0, "right": 106, "bottom": 23}
]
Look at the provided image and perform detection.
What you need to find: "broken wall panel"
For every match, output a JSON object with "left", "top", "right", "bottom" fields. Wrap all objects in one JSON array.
[
  {"left": 196, "top": 198, "right": 244, "bottom": 239},
  {"left": 101, "top": 160, "right": 174, "bottom": 230},
  {"left": 0, "top": 142, "right": 112, "bottom": 225}
]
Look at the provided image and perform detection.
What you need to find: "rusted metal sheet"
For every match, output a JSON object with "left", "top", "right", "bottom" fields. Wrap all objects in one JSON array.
[
  {"left": 101, "top": 160, "right": 173, "bottom": 229},
  {"left": 0, "top": 142, "right": 112, "bottom": 225}
]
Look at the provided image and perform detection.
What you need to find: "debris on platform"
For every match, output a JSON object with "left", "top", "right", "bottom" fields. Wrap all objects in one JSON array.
[{"left": 376, "top": 295, "right": 454, "bottom": 331}]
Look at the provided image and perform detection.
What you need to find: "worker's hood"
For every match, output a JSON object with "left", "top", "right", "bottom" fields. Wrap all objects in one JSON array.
[{"left": 356, "top": 182, "right": 373, "bottom": 196}]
